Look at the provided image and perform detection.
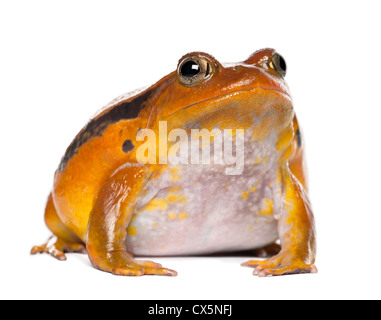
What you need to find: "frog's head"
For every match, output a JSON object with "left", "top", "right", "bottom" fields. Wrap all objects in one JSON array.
[
  {"left": 176, "top": 48, "right": 289, "bottom": 95},
  {"left": 158, "top": 48, "right": 294, "bottom": 136}
]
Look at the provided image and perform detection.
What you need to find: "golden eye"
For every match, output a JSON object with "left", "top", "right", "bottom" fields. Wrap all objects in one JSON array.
[
  {"left": 269, "top": 52, "right": 287, "bottom": 78},
  {"left": 178, "top": 56, "right": 213, "bottom": 87}
]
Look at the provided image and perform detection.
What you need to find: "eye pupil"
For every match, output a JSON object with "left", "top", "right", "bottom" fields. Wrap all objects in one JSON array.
[
  {"left": 278, "top": 55, "right": 286, "bottom": 73},
  {"left": 181, "top": 61, "right": 200, "bottom": 77},
  {"left": 272, "top": 53, "right": 287, "bottom": 78}
]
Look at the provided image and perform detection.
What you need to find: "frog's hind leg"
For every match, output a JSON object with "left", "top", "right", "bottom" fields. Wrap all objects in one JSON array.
[{"left": 31, "top": 193, "right": 86, "bottom": 261}]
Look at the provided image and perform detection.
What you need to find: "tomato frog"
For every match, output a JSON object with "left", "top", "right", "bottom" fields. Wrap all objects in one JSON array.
[{"left": 32, "top": 48, "right": 317, "bottom": 277}]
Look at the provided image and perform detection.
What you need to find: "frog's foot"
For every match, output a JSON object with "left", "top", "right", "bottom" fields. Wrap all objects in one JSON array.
[
  {"left": 89, "top": 249, "right": 178, "bottom": 277},
  {"left": 125, "top": 252, "right": 166, "bottom": 269},
  {"left": 241, "top": 255, "right": 318, "bottom": 277},
  {"left": 31, "top": 236, "right": 86, "bottom": 261},
  {"left": 112, "top": 264, "right": 178, "bottom": 277}
]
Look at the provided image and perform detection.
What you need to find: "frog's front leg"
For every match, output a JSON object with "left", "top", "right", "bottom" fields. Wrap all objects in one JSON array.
[
  {"left": 86, "top": 164, "right": 177, "bottom": 277},
  {"left": 242, "top": 169, "right": 317, "bottom": 277}
]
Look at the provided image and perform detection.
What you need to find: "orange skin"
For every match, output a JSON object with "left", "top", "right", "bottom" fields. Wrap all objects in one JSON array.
[{"left": 31, "top": 48, "right": 317, "bottom": 277}]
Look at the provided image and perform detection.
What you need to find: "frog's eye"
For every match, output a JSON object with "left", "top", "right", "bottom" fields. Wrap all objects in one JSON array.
[
  {"left": 269, "top": 53, "right": 287, "bottom": 78},
  {"left": 178, "top": 56, "right": 213, "bottom": 87}
]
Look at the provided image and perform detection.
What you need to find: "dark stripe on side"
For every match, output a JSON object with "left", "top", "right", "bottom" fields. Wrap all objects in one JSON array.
[
  {"left": 295, "top": 129, "right": 302, "bottom": 148},
  {"left": 57, "top": 87, "right": 156, "bottom": 173}
]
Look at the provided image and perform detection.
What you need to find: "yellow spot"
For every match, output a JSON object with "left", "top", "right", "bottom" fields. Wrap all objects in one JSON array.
[
  {"left": 168, "top": 212, "right": 177, "bottom": 220},
  {"left": 242, "top": 191, "right": 250, "bottom": 200},
  {"left": 263, "top": 156, "right": 269, "bottom": 164},
  {"left": 168, "top": 186, "right": 181, "bottom": 193},
  {"left": 127, "top": 226, "right": 138, "bottom": 236},
  {"left": 169, "top": 166, "right": 181, "bottom": 183},
  {"left": 166, "top": 192, "right": 189, "bottom": 205},
  {"left": 166, "top": 194, "right": 179, "bottom": 203},
  {"left": 242, "top": 186, "right": 257, "bottom": 200},
  {"left": 254, "top": 157, "right": 262, "bottom": 164},
  {"left": 257, "top": 198, "right": 274, "bottom": 216},
  {"left": 178, "top": 212, "right": 189, "bottom": 220},
  {"left": 145, "top": 198, "right": 168, "bottom": 211}
]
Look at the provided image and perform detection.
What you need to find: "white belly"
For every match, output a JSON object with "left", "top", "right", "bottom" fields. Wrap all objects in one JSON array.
[{"left": 126, "top": 132, "right": 283, "bottom": 256}]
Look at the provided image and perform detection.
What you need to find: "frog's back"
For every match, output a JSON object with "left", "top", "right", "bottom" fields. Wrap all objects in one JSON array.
[{"left": 52, "top": 80, "right": 173, "bottom": 240}]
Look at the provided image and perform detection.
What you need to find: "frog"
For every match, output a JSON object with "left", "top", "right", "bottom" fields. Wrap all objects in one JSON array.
[{"left": 31, "top": 48, "right": 317, "bottom": 277}]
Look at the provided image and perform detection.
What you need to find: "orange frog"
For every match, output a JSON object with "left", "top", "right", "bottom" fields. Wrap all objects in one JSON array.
[{"left": 32, "top": 49, "right": 317, "bottom": 277}]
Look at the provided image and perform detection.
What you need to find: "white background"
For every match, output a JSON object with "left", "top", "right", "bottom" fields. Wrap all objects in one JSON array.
[{"left": 1, "top": 0, "right": 380, "bottom": 300}]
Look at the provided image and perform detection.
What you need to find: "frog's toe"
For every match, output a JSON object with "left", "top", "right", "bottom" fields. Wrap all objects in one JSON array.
[
  {"left": 112, "top": 265, "right": 177, "bottom": 277},
  {"left": 31, "top": 243, "right": 57, "bottom": 258},
  {"left": 242, "top": 255, "right": 317, "bottom": 277},
  {"left": 31, "top": 242, "right": 68, "bottom": 261},
  {"left": 89, "top": 248, "right": 177, "bottom": 277},
  {"left": 254, "top": 263, "right": 318, "bottom": 277},
  {"left": 141, "top": 266, "right": 178, "bottom": 277},
  {"left": 31, "top": 236, "right": 86, "bottom": 261},
  {"left": 123, "top": 254, "right": 175, "bottom": 274},
  {"left": 125, "top": 253, "right": 163, "bottom": 268},
  {"left": 134, "top": 259, "right": 163, "bottom": 268},
  {"left": 112, "top": 265, "right": 145, "bottom": 276},
  {"left": 241, "top": 258, "right": 277, "bottom": 269}
]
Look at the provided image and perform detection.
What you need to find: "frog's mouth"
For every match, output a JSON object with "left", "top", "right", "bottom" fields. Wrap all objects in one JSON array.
[{"left": 167, "top": 86, "right": 292, "bottom": 119}]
